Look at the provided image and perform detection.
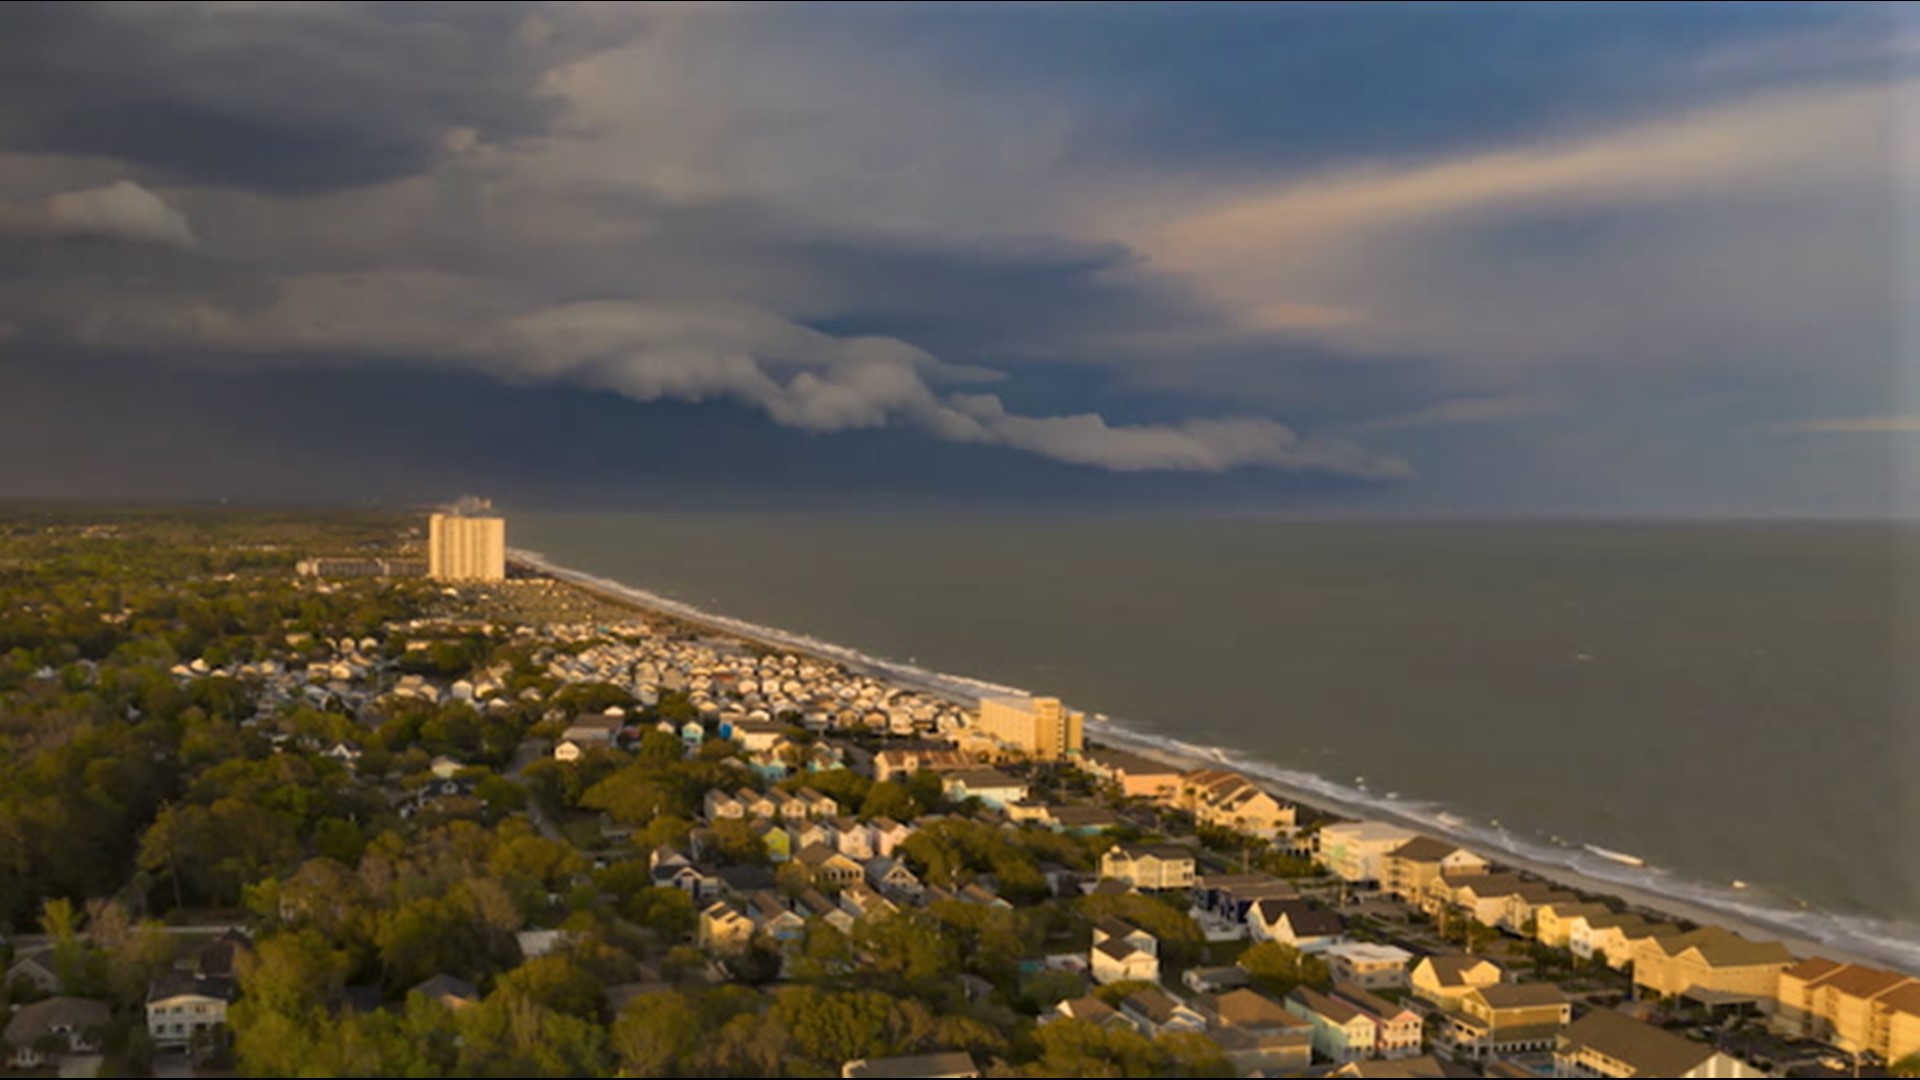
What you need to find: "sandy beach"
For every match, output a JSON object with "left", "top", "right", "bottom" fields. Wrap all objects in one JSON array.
[{"left": 514, "top": 550, "right": 1910, "bottom": 975}]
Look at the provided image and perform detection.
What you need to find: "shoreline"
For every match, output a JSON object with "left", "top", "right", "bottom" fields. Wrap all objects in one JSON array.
[{"left": 509, "top": 549, "right": 1918, "bottom": 976}]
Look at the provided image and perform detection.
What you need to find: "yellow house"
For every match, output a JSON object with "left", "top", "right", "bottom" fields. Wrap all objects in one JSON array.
[
  {"left": 1437, "top": 982, "right": 1570, "bottom": 1060},
  {"left": 1534, "top": 900, "right": 1614, "bottom": 949},
  {"left": 698, "top": 900, "right": 755, "bottom": 953},
  {"left": 1771, "top": 957, "right": 1920, "bottom": 1063},
  {"left": 1384, "top": 836, "right": 1489, "bottom": 902},
  {"left": 1630, "top": 926, "right": 1793, "bottom": 1009},
  {"left": 1410, "top": 953, "right": 1506, "bottom": 1012},
  {"left": 1100, "top": 843, "right": 1197, "bottom": 890}
]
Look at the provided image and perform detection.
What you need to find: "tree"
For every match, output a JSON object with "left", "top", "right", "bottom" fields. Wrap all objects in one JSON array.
[
  {"left": 1237, "top": 940, "right": 1330, "bottom": 998},
  {"left": 1891, "top": 1054, "right": 1920, "bottom": 1078},
  {"left": 612, "top": 989, "right": 702, "bottom": 1076}
]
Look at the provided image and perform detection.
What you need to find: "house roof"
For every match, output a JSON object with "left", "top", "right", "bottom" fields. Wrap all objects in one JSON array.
[
  {"left": 1207, "top": 987, "right": 1303, "bottom": 1030},
  {"left": 1646, "top": 926, "right": 1794, "bottom": 968},
  {"left": 1880, "top": 981, "right": 1920, "bottom": 1019},
  {"left": 1120, "top": 986, "right": 1188, "bottom": 1025},
  {"left": 1389, "top": 835, "right": 1466, "bottom": 863},
  {"left": 1782, "top": 956, "right": 1847, "bottom": 983},
  {"left": 1289, "top": 987, "right": 1365, "bottom": 1026},
  {"left": 842, "top": 1050, "right": 981, "bottom": 1078},
  {"left": 1057, "top": 995, "right": 1118, "bottom": 1023},
  {"left": 1094, "top": 916, "right": 1145, "bottom": 942},
  {"left": 1818, "top": 964, "right": 1915, "bottom": 1000},
  {"left": 5, "top": 997, "right": 110, "bottom": 1047},
  {"left": 148, "top": 972, "right": 238, "bottom": 1005},
  {"left": 1334, "top": 983, "right": 1415, "bottom": 1021},
  {"left": 1472, "top": 982, "right": 1569, "bottom": 1009},
  {"left": 1095, "top": 938, "right": 1145, "bottom": 962},
  {"left": 1556, "top": 1008, "right": 1718, "bottom": 1077},
  {"left": 1417, "top": 953, "right": 1504, "bottom": 987}
]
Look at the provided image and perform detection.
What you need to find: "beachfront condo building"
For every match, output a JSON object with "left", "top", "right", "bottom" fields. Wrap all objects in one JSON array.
[
  {"left": 976, "top": 694, "right": 1084, "bottom": 761},
  {"left": 429, "top": 509, "right": 506, "bottom": 582}
]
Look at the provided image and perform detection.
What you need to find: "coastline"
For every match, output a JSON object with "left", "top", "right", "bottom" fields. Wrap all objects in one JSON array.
[{"left": 511, "top": 549, "right": 1918, "bottom": 976}]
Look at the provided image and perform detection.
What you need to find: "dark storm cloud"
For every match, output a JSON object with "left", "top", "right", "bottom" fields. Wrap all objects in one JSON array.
[
  {"left": 0, "top": 1, "right": 577, "bottom": 192},
  {"left": 0, "top": 1, "right": 1907, "bottom": 512}
]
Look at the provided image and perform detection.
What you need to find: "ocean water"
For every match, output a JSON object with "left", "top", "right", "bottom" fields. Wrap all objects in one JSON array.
[{"left": 510, "top": 511, "right": 1920, "bottom": 968}]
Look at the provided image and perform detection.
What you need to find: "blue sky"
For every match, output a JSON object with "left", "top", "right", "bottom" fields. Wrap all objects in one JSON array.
[{"left": 0, "top": 1, "right": 1912, "bottom": 514}]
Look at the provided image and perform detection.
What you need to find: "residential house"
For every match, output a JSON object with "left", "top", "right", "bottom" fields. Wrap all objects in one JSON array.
[
  {"left": 794, "top": 889, "right": 856, "bottom": 935},
  {"left": 650, "top": 847, "right": 723, "bottom": 901},
  {"left": 1553, "top": 1007, "right": 1767, "bottom": 1078},
  {"left": 1287, "top": 987, "right": 1380, "bottom": 1065},
  {"left": 1178, "top": 769, "right": 1296, "bottom": 838},
  {"left": 747, "top": 891, "right": 807, "bottom": 945},
  {"left": 839, "top": 882, "right": 899, "bottom": 923},
  {"left": 1083, "top": 748, "right": 1183, "bottom": 800},
  {"left": 1249, "top": 898, "right": 1346, "bottom": 952},
  {"left": 774, "top": 790, "right": 811, "bottom": 822},
  {"left": 1534, "top": 900, "right": 1616, "bottom": 949},
  {"left": 790, "top": 818, "right": 833, "bottom": 853},
  {"left": 1385, "top": 835, "right": 1490, "bottom": 902},
  {"left": 1090, "top": 918, "right": 1161, "bottom": 986},
  {"left": 1118, "top": 987, "right": 1208, "bottom": 1037},
  {"left": 868, "top": 817, "right": 913, "bottom": 859},
  {"left": 1332, "top": 983, "right": 1423, "bottom": 1059},
  {"left": 1411, "top": 954, "right": 1507, "bottom": 1013},
  {"left": 795, "top": 843, "right": 864, "bottom": 889},
  {"left": 840, "top": 1051, "right": 981, "bottom": 1078},
  {"left": 829, "top": 817, "right": 875, "bottom": 860},
  {"left": 704, "top": 789, "right": 746, "bottom": 821},
  {"left": 863, "top": 856, "right": 923, "bottom": 899},
  {"left": 1629, "top": 927, "right": 1794, "bottom": 1010},
  {"left": 873, "top": 747, "right": 974, "bottom": 784},
  {"left": 737, "top": 789, "right": 778, "bottom": 820},
  {"left": 5, "top": 996, "right": 109, "bottom": 1070},
  {"left": 795, "top": 787, "right": 840, "bottom": 819},
  {"left": 554, "top": 714, "right": 621, "bottom": 761},
  {"left": 754, "top": 820, "right": 794, "bottom": 863},
  {"left": 1434, "top": 982, "right": 1571, "bottom": 1060},
  {"left": 3, "top": 949, "right": 61, "bottom": 996},
  {"left": 146, "top": 973, "right": 238, "bottom": 1050},
  {"left": 1099, "top": 843, "right": 1197, "bottom": 891},
  {"left": 1192, "top": 873, "right": 1300, "bottom": 927},
  {"left": 1324, "top": 942, "right": 1415, "bottom": 991},
  {"left": 1196, "top": 987, "right": 1315, "bottom": 1074},
  {"left": 1770, "top": 958, "right": 1920, "bottom": 1065},
  {"left": 1575, "top": 915, "right": 1676, "bottom": 971},
  {"left": 697, "top": 900, "right": 755, "bottom": 954},
  {"left": 940, "top": 768, "right": 1029, "bottom": 809},
  {"left": 1318, "top": 821, "right": 1417, "bottom": 887},
  {"left": 1042, "top": 804, "right": 1123, "bottom": 834},
  {"left": 1045, "top": 995, "right": 1132, "bottom": 1031}
]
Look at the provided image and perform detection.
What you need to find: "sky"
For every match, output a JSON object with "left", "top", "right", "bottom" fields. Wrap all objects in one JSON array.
[{"left": 0, "top": 1, "right": 1914, "bottom": 515}]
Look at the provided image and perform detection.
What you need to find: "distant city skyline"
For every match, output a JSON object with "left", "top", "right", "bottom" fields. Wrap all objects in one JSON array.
[{"left": 0, "top": 2, "right": 1912, "bottom": 516}]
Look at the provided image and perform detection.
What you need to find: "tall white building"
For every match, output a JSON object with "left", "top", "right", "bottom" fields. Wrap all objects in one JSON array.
[{"left": 428, "top": 507, "right": 506, "bottom": 582}]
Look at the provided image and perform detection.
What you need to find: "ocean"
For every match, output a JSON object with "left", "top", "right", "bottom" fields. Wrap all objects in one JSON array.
[{"left": 510, "top": 511, "right": 1920, "bottom": 970}]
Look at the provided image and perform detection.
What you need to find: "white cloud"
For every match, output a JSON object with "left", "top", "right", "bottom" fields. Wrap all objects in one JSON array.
[
  {"left": 1356, "top": 394, "right": 1563, "bottom": 432},
  {"left": 1113, "top": 79, "right": 1909, "bottom": 376},
  {"left": 41, "top": 180, "right": 198, "bottom": 249}
]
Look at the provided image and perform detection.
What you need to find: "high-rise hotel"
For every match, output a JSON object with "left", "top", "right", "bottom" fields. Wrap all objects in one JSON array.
[
  {"left": 977, "top": 694, "right": 1085, "bottom": 761},
  {"left": 428, "top": 503, "right": 506, "bottom": 582}
]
